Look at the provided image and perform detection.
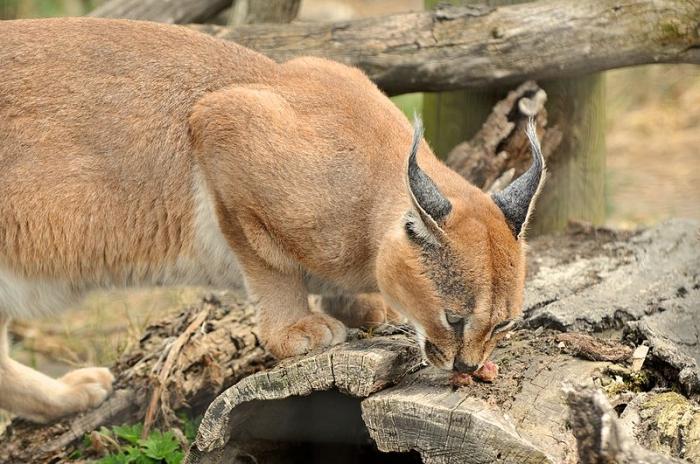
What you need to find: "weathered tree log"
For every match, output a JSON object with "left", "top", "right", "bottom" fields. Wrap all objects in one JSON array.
[
  {"left": 89, "top": 0, "right": 232, "bottom": 24},
  {"left": 184, "top": 220, "right": 700, "bottom": 464},
  {"left": 187, "top": 333, "right": 558, "bottom": 464},
  {"left": 627, "top": 300, "right": 700, "bottom": 396},
  {"left": 190, "top": 0, "right": 700, "bottom": 95},
  {"left": 618, "top": 391, "right": 700, "bottom": 462},
  {"left": 524, "top": 220, "right": 699, "bottom": 355}
]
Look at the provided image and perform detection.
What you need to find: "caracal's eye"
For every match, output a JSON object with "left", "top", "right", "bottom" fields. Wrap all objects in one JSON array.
[{"left": 446, "top": 312, "right": 463, "bottom": 326}]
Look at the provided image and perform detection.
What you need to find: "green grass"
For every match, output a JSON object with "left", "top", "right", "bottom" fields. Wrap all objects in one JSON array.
[{"left": 70, "top": 415, "right": 200, "bottom": 463}]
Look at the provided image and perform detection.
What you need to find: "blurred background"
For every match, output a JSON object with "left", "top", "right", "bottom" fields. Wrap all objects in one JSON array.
[{"left": 0, "top": 0, "right": 698, "bottom": 380}]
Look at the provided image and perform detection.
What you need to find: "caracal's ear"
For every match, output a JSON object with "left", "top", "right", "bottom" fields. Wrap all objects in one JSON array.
[
  {"left": 404, "top": 115, "right": 452, "bottom": 245},
  {"left": 491, "top": 117, "right": 547, "bottom": 239}
]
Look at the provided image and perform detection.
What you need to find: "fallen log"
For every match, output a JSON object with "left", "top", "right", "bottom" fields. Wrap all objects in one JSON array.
[
  {"left": 89, "top": 0, "right": 700, "bottom": 96},
  {"left": 229, "top": 0, "right": 300, "bottom": 25},
  {"left": 184, "top": 220, "right": 700, "bottom": 464},
  {"left": 190, "top": 0, "right": 700, "bottom": 95},
  {"left": 187, "top": 332, "right": 558, "bottom": 464}
]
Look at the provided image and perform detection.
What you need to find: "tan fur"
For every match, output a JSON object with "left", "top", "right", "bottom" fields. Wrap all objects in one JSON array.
[{"left": 0, "top": 18, "right": 535, "bottom": 422}]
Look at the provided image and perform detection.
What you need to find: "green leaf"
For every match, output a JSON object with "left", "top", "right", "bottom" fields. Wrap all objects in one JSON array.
[
  {"left": 124, "top": 446, "right": 157, "bottom": 464},
  {"left": 81, "top": 433, "right": 93, "bottom": 450},
  {"left": 165, "top": 450, "right": 184, "bottom": 464},
  {"left": 113, "top": 423, "right": 144, "bottom": 446},
  {"left": 97, "top": 453, "right": 131, "bottom": 464},
  {"left": 139, "top": 430, "right": 181, "bottom": 461}
]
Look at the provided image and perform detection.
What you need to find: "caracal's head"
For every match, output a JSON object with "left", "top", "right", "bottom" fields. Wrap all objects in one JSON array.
[{"left": 377, "top": 117, "right": 546, "bottom": 374}]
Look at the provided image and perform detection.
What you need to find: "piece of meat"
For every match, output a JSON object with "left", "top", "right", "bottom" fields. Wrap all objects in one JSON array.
[
  {"left": 473, "top": 361, "right": 499, "bottom": 382},
  {"left": 450, "top": 361, "right": 499, "bottom": 387}
]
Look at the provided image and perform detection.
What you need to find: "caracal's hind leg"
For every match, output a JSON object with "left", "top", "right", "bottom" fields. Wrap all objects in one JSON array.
[
  {"left": 320, "top": 293, "right": 405, "bottom": 329},
  {"left": 0, "top": 315, "right": 113, "bottom": 423}
]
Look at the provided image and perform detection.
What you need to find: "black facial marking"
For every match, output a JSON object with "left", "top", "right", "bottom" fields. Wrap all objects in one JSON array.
[{"left": 420, "top": 241, "right": 476, "bottom": 314}]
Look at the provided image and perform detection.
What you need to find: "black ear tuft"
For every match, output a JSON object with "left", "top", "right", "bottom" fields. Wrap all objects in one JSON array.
[{"left": 491, "top": 117, "right": 546, "bottom": 238}]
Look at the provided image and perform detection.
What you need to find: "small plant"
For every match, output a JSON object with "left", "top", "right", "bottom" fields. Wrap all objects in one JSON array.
[{"left": 73, "top": 415, "right": 200, "bottom": 463}]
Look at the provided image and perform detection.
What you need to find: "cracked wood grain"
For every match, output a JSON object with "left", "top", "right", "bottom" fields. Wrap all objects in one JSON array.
[
  {"left": 524, "top": 219, "right": 700, "bottom": 337},
  {"left": 361, "top": 371, "right": 552, "bottom": 464},
  {"left": 192, "top": 336, "right": 422, "bottom": 455}
]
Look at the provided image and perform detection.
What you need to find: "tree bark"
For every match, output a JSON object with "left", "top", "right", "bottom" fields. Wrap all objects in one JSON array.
[
  {"left": 190, "top": 0, "right": 700, "bottom": 96},
  {"left": 89, "top": 0, "right": 232, "bottom": 24}
]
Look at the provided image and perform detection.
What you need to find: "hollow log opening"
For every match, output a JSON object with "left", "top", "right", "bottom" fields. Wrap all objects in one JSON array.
[{"left": 195, "top": 390, "right": 423, "bottom": 464}]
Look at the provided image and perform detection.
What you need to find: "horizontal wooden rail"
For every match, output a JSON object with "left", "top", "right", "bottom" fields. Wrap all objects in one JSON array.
[{"left": 189, "top": 0, "right": 700, "bottom": 95}]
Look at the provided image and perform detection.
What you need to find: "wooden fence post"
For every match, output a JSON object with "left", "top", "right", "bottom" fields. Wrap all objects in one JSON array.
[{"left": 423, "top": 0, "right": 606, "bottom": 234}]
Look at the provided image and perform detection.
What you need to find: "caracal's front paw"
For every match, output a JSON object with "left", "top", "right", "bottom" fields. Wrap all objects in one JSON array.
[
  {"left": 266, "top": 313, "right": 347, "bottom": 358},
  {"left": 59, "top": 367, "right": 114, "bottom": 410}
]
